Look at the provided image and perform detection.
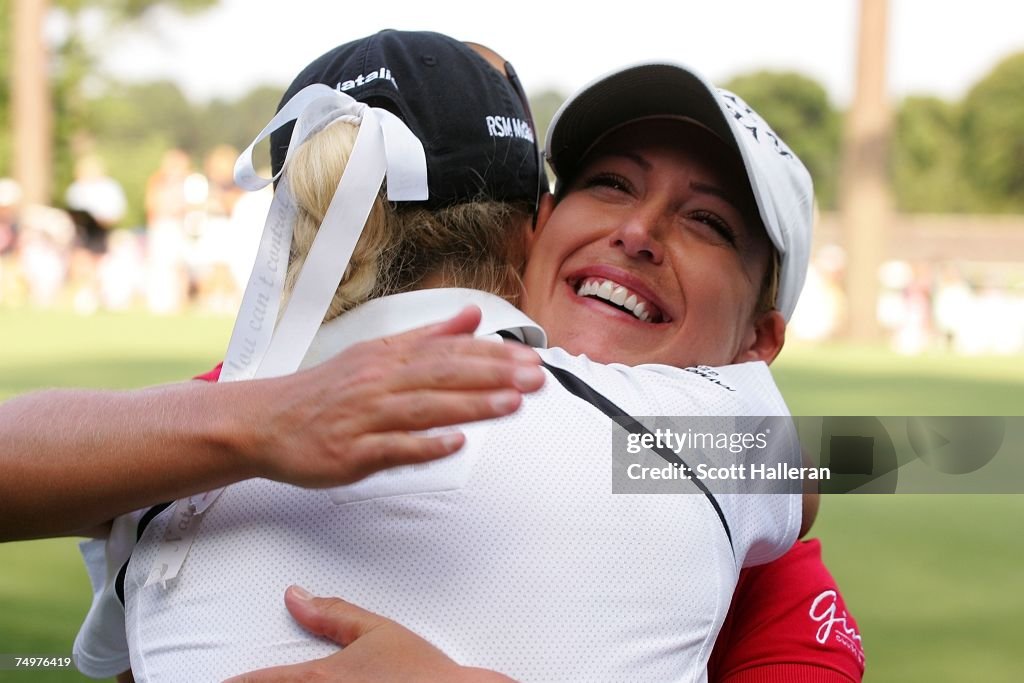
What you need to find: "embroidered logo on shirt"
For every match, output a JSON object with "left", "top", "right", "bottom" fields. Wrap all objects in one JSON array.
[
  {"left": 683, "top": 365, "right": 736, "bottom": 392},
  {"left": 809, "top": 589, "right": 865, "bottom": 664}
]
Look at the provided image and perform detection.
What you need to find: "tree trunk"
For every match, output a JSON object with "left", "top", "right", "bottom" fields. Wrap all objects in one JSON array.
[
  {"left": 839, "top": 0, "right": 892, "bottom": 342},
  {"left": 11, "top": 0, "right": 52, "bottom": 206}
]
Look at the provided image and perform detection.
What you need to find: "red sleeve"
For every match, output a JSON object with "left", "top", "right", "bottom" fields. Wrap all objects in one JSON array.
[
  {"left": 193, "top": 362, "right": 224, "bottom": 383},
  {"left": 708, "top": 539, "right": 865, "bottom": 683}
]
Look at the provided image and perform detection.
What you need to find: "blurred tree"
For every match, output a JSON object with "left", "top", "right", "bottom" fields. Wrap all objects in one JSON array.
[
  {"left": 194, "top": 85, "right": 284, "bottom": 162},
  {"left": 961, "top": 51, "right": 1024, "bottom": 212},
  {"left": 7, "top": 0, "right": 218, "bottom": 206},
  {"left": 84, "top": 81, "right": 283, "bottom": 226},
  {"left": 88, "top": 80, "right": 196, "bottom": 147},
  {"left": 891, "top": 96, "right": 980, "bottom": 212},
  {"left": 0, "top": 0, "right": 11, "bottom": 177},
  {"left": 11, "top": 0, "right": 52, "bottom": 204},
  {"left": 724, "top": 71, "right": 841, "bottom": 209},
  {"left": 79, "top": 0, "right": 215, "bottom": 18}
]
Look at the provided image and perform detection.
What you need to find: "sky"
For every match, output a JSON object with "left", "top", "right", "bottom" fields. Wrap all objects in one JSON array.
[{"left": 92, "top": 0, "right": 1024, "bottom": 106}]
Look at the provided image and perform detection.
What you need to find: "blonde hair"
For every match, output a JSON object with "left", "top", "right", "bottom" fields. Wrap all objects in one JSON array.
[
  {"left": 756, "top": 249, "right": 781, "bottom": 315},
  {"left": 284, "top": 120, "right": 530, "bottom": 322}
]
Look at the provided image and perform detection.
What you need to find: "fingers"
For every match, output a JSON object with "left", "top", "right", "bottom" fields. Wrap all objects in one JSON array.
[
  {"left": 361, "top": 388, "right": 524, "bottom": 434},
  {"left": 335, "top": 432, "right": 467, "bottom": 482},
  {"left": 374, "top": 356, "right": 545, "bottom": 395},
  {"left": 356, "top": 336, "right": 541, "bottom": 378},
  {"left": 331, "top": 306, "right": 542, "bottom": 401},
  {"left": 376, "top": 305, "right": 483, "bottom": 345},
  {"left": 345, "top": 307, "right": 541, "bottom": 373},
  {"left": 329, "top": 337, "right": 542, "bottom": 414},
  {"left": 283, "top": 585, "right": 384, "bottom": 646},
  {"left": 222, "top": 661, "right": 316, "bottom": 682},
  {"left": 411, "top": 333, "right": 541, "bottom": 365},
  {"left": 252, "top": 306, "right": 546, "bottom": 489},
  {"left": 221, "top": 588, "right": 386, "bottom": 682}
]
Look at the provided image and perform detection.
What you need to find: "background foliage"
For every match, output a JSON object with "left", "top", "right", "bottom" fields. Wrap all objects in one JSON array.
[
  {"left": 961, "top": 52, "right": 1024, "bottom": 212},
  {"left": 2, "top": 2, "right": 1024, "bottom": 224}
]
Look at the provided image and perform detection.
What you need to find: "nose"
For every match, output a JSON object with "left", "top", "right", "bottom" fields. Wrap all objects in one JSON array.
[{"left": 608, "top": 211, "right": 664, "bottom": 264}]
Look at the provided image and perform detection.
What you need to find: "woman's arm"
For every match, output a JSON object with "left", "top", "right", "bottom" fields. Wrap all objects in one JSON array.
[{"left": 0, "top": 307, "right": 544, "bottom": 541}]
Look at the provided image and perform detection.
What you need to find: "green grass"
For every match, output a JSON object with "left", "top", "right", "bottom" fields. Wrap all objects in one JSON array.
[
  {"left": 0, "top": 308, "right": 233, "bottom": 396},
  {"left": 0, "top": 309, "right": 232, "bottom": 683},
  {"left": 773, "top": 340, "right": 1024, "bottom": 415},
  {"left": 816, "top": 495, "right": 1024, "bottom": 682},
  {"left": 0, "top": 309, "right": 1022, "bottom": 682}
]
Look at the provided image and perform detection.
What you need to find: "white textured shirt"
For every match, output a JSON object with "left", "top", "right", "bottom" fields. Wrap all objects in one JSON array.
[{"left": 104, "top": 289, "right": 798, "bottom": 682}]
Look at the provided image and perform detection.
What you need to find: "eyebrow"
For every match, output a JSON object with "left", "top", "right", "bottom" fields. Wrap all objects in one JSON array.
[
  {"left": 602, "top": 150, "right": 652, "bottom": 171},
  {"left": 689, "top": 180, "right": 746, "bottom": 214},
  {"left": 590, "top": 151, "right": 751, "bottom": 217}
]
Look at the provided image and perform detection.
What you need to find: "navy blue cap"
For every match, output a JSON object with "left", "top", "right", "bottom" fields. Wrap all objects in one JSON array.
[{"left": 271, "top": 29, "right": 540, "bottom": 210}]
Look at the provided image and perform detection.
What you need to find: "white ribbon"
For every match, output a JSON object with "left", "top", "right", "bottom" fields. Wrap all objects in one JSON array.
[
  {"left": 226, "top": 83, "right": 428, "bottom": 383},
  {"left": 146, "top": 84, "right": 428, "bottom": 588}
]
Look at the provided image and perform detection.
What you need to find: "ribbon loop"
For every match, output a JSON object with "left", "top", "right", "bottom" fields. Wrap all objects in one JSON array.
[{"left": 232, "top": 84, "right": 428, "bottom": 201}]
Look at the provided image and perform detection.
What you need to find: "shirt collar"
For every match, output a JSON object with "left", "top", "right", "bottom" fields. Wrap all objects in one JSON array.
[{"left": 302, "top": 288, "right": 547, "bottom": 368}]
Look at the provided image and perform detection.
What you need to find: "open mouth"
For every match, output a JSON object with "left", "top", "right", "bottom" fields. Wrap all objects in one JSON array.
[{"left": 572, "top": 277, "right": 667, "bottom": 323}]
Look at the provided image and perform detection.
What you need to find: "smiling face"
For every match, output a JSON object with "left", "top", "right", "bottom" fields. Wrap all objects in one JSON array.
[{"left": 522, "top": 118, "right": 784, "bottom": 368}]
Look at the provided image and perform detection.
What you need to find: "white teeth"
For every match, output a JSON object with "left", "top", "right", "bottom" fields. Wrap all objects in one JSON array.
[{"left": 574, "top": 277, "right": 659, "bottom": 323}]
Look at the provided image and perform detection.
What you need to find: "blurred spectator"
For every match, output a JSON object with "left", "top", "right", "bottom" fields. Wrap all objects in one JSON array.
[
  {"left": 878, "top": 260, "right": 913, "bottom": 352},
  {"left": 227, "top": 179, "right": 273, "bottom": 298},
  {"left": 144, "top": 149, "right": 192, "bottom": 313},
  {"left": 933, "top": 264, "right": 973, "bottom": 351},
  {"left": 65, "top": 155, "right": 127, "bottom": 254},
  {"left": 0, "top": 178, "right": 23, "bottom": 305},
  {"left": 65, "top": 156, "right": 129, "bottom": 314},
  {"left": 0, "top": 178, "right": 20, "bottom": 256},
  {"left": 193, "top": 145, "right": 244, "bottom": 312},
  {"left": 97, "top": 230, "right": 146, "bottom": 311},
  {"left": 957, "top": 278, "right": 1024, "bottom": 356},
  {"left": 893, "top": 263, "right": 933, "bottom": 355},
  {"left": 16, "top": 205, "right": 76, "bottom": 308},
  {"left": 203, "top": 144, "right": 243, "bottom": 219},
  {"left": 790, "top": 244, "right": 847, "bottom": 342}
]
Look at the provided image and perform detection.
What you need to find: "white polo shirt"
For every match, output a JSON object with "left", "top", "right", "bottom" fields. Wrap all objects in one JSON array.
[{"left": 95, "top": 288, "right": 800, "bottom": 682}]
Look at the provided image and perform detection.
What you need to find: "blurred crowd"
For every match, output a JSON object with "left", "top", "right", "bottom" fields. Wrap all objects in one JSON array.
[
  {"left": 0, "top": 146, "right": 269, "bottom": 316},
  {"left": 789, "top": 244, "right": 1024, "bottom": 355},
  {"left": 1, "top": 149, "right": 1022, "bottom": 356}
]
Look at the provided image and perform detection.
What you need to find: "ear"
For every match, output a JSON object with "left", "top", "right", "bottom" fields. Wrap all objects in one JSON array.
[{"left": 732, "top": 310, "right": 786, "bottom": 365}]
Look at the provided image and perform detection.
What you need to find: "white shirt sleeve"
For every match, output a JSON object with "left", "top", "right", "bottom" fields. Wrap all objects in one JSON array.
[{"left": 73, "top": 510, "right": 144, "bottom": 678}]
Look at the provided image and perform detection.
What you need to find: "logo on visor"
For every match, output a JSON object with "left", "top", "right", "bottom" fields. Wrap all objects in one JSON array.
[
  {"left": 718, "top": 91, "right": 794, "bottom": 159},
  {"left": 336, "top": 67, "right": 398, "bottom": 93},
  {"left": 485, "top": 115, "right": 535, "bottom": 142}
]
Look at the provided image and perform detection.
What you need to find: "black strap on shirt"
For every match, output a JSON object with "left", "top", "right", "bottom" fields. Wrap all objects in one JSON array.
[
  {"left": 114, "top": 501, "right": 172, "bottom": 607},
  {"left": 540, "top": 360, "right": 733, "bottom": 550},
  {"left": 499, "top": 332, "right": 734, "bottom": 551}
]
